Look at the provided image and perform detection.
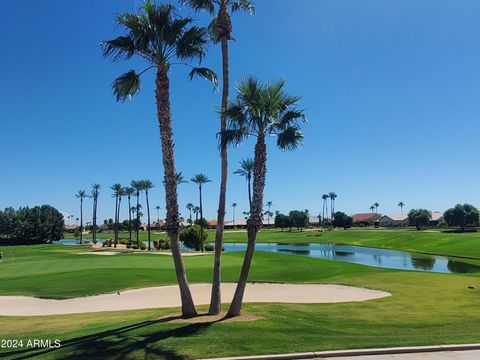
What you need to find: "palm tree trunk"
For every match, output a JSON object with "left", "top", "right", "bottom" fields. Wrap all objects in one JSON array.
[
  {"left": 92, "top": 198, "right": 97, "bottom": 243},
  {"left": 156, "top": 66, "right": 196, "bottom": 317},
  {"left": 128, "top": 196, "right": 132, "bottom": 246},
  {"left": 146, "top": 190, "right": 151, "bottom": 251},
  {"left": 79, "top": 198, "right": 83, "bottom": 244},
  {"left": 136, "top": 192, "right": 140, "bottom": 248},
  {"left": 117, "top": 196, "right": 122, "bottom": 245},
  {"left": 209, "top": 37, "right": 230, "bottom": 315},
  {"left": 227, "top": 134, "right": 266, "bottom": 317},
  {"left": 114, "top": 195, "right": 118, "bottom": 248}
]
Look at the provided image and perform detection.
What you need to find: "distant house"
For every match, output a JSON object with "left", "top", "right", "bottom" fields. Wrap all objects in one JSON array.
[
  {"left": 429, "top": 211, "right": 445, "bottom": 226},
  {"left": 379, "top": 214, "right": 409, "bottom": 227},
  {"left": 309, "top": 216, "right": 321, "bottom": 226},
  {"left": 64, "top": 225, "right": 79, "bottom": 233},
  {"left": 352, "top": 213, "right": 381, "bottom": 227}
]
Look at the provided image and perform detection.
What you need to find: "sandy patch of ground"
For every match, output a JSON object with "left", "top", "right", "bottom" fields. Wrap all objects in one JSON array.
[
  {"left": 130, "top": 251, "right": 212, "bottom": 256},
  {"left": 77, "top": 251, "right": 120, "bottom": 256},
  {"left": 0, "top": 283, "right": 390, "bottom": 316},
  {"left": 161, "top": 313, "right": 264, "bottom": 324}
]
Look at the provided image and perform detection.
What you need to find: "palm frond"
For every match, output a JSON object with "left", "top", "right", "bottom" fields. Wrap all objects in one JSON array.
[
  {"left": 101, "top": 36, "right": 136, "bottom": 62},
  {"left": 189, "top": 67, "right": 218, "bottom": 89},
  {"left": 276, "top": 126, "right": 303, "bottom": 151},
  {"left": 179, "top": 0, "right": 215, "bottom": 14},
  {"left": 112, "top": 70, "right": 141, "bottom": 102},
  {"left": 176, "top": 26, "right": 208, "bottom": 61},
  {"left": 207, "top": 17, "right": 220, "bottom": 43},
  {"left": 231, "top": 0, "right": 255, "bottom": 14},
  {"left": 220, "top": 128, "right": 249, "bottom": 149}
]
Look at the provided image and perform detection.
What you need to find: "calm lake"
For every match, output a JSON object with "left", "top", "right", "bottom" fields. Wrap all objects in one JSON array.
[{"left": 59, "top": 239, "right": 480, "bottom": 274}]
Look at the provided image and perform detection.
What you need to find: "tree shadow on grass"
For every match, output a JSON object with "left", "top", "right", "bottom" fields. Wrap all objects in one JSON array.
[{"left": 3, "top": 315, "right": 219, "bottom": 360}]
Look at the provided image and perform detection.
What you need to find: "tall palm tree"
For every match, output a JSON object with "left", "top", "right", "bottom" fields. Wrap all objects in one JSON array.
[
  {"left": 75, "top": 190, "right": 87, "bottom": 244},
  {"left": 374, "top": 202, "right": 380, "bottom": 214},
  {"left": 234, "top": 158, "right": 254, "bottom": 210},
  {"left": 186, "top": 203, "right": 194, "bottom": 224},
  {"left": 90, "top": 184, "right": 101, "bottom": 244},
  {"left": 141, "top": 179, "right": 155, "bottom": 251},
  {"left": 329, "top": 192, "right": 337, "bottom": 219},
  {"left": 265, "top": 201, "right": 273, "bottom": 228},
  {"left": 222, "top": 76, "right": 306, "bottom": 317},
  {"left": 398, "top": 201, "right": 405, "bottom": 214},
  {"left": 102, "top": 2, "right": 216, "bottom": 318},
  {"left": 231, "top": 202, "right": 237, "bottom": 225},
  {"left": 124, "top": 187, "right": 135, "bottom": 246},
  {"left": 131, "top": 180, "right": 143, "bottom": 247},
  {"left": 111, "top": 183, "right": 123, "bottom": 248},
  {"left": 321, "top": 194, "right": 329, "bottom": 227},
  {"left": 181, "top": 0, "right": 255, "bottom": 317}
]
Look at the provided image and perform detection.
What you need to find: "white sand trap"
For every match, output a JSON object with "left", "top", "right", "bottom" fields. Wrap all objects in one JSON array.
[
  {"left": 0, "top": 283, "right": 390, "bottom": 316},
  {"left": 131, "top": 251, "right": 211, "bottom": 256},
  {"left": 77, "top": 251, "right": 120, "bottom": 256}
]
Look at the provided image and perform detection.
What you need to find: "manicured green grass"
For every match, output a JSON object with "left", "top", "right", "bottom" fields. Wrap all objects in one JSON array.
[
  {"left": 0, "top": 244, "right": 480, "bottom": 359},
  {"left": 65, "top": 227, "right": 480, "bottom": 259}
]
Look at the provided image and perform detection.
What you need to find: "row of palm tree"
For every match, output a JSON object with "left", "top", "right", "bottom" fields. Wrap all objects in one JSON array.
[
  {"left": 320, "top": 192, "right": 337, "bottom": 225},
  {"left": 102, "top": 1, "right": 303, "bottom": 318},
  {"left": 369, "top": 202, "right": 406, "bottom": 214}
]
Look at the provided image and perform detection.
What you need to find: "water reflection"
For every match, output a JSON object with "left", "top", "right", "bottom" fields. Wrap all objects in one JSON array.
[
  {"left": 411, "top": 257, "right": 436, "bottom": 271},
  {"left": 220, "top": 242, "right": 480, "bottom": 274}
]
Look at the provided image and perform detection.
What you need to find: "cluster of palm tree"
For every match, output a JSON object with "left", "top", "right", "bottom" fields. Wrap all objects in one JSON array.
[
  {"left": 320, "top": 192, "right": 337, "bottom": 226},
  {"left": 75, "top": 180, "right": 157, "bottom": 250},
  {"left": 369, "top": 202, "right": 380, "bottom": 214},
  {"left": 102, "top": 0, "right": 305, "bottom": 318}
]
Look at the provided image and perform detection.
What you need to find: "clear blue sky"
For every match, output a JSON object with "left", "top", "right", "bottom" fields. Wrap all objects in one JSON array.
[{"left": 1, "top": 0, "right": 479, "bottom": 223}]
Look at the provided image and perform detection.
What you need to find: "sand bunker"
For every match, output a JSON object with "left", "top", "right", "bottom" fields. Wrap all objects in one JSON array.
[
  {"left": 77, "top": 251, "right": 120, "bottom": 256},
  {"left": 0, "top": 283, "right": 390, "bottom": 316}
]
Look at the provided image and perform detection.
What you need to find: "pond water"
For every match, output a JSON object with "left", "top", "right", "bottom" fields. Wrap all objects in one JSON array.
[
  {"left": 59, "top": 239, "right": 480, "bottom": 274},
  {"left": 221, "top": 243, "right": 480, "bottom": 274}
]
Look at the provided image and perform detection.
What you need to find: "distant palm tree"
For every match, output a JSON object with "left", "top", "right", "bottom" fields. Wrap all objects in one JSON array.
[
  {"left": 131, "top": 180, "right": 142, "bottom": 247},
  {"left": 234, "top": 158, "right": 254, "bottom": 210},
  {"left": 111, "top": 183, "right": 123, "bottom": 248},
  {"left": 373, "top": 202, "right": 380, "bottom": 213},
  {"left": 140, "top": 180, "right": 155, "bottom": 251},
  {"left": 102, "top": 1, "right": 217, "bottom": 318},
  {"left": 156, "top": 206, "right": 161, "bottom": 225},
  {"left": 90, "top": 184, "right": 101, "bottom": 244},
  {"left": 370, "top": 205, "right": 375, "bottom": 212},
  {"left": 75, "top": 190, "right": 87, "bottom": 244},
  {"left": 191, "top": 174, "right": 211, "bottom": 226},
  {"left": 176, "top": 172, "right": 189, "bottom": 185},
  {"left": 322, "top": 194, "right": 329, "bottom": 226},
  {"left": 265, "top": 201, "right": 273, "bottom": 228},
  {"left": 193, "top": 206, "right": 200, "bottom": 222},
  {"left": 222, "top": 76, "right": 306, "bottom": 317},
  {"left": 186, "top": 203, "right": 194, "bottom": 224},
  {"left": 124, "top": 187, "right": 135, "bottom": 246},
  {"left": 398, "top": 202, "right": 405, "bottom": 214},
  {"left": 329, "top": 192, "right": 337, "bottom": 219},
  {"left": 242, "top": 211, "right": 250, "bottom": 219},
  {"left": 231, "top": 202, "right": 237, "bottom": 225}
]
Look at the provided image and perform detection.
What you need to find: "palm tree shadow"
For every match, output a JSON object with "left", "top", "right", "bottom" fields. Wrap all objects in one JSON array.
[{"left": 3, "top": 315, "right": 221, "bottom": 360}]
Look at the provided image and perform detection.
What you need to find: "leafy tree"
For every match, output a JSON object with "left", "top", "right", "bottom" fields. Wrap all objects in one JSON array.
[
  {"left": 222, "top": 76, "right": 306, "bottom": 317},
  {"left": 75, "top": 190, "right": 87, "bottom": 244},
  {"left": 289, "top": 210, "right": 308, "bottom": 231},
  {"left": 234, "top": 158, "right": 254, "bottom": 209},
  {"left": 0, "top": 205, "right": 64, "bottom": 244},
  {"left": 332, "top": 211, "right": 353, "bottom": 229},
  {"left": 274, "top": 213, "right": 289, "bottom": 231},
  {"left": 180, "top": 225, "right": 208, "bottom": 251},
  {"left": 444, "top": 204, "right": 479, "bottom": 231},
  {"left": 103, "top": 2, "right": 217, "bottom": 317},
  {"left": 408, "top": 209, "right": 432, "bottom": 230},
  {"left": 181, "top": 0, "right": 255, "bottom": 316}
]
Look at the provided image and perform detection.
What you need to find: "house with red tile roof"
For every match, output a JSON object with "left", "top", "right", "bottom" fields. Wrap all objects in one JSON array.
[{"left": 352, "top": 213, "right": 381, "bottom": 227}]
